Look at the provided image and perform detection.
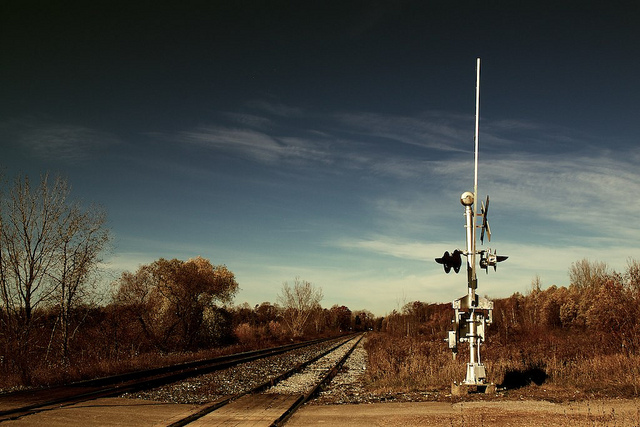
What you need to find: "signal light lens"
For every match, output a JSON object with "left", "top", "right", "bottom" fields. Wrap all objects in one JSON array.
[{"left": 435, "top": 249, "right": 463, "bottom": 274}]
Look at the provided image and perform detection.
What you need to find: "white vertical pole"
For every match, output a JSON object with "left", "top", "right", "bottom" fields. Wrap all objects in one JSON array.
[
  {"left": 467, "top": 58, "right": 481, "bottom": 385},
  {"left": 472, "top": 57, "right": 480, "bottom": 284}
]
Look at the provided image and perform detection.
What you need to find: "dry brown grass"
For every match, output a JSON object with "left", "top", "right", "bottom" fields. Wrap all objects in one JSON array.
[
  {"left": 364, "top": 334, "right": 462, "bottom": 392},
  {"left": 0, "top": 341, "right": 277, "bottom": 391},
  {"left": 363, "top": 332, "right": 640, "bottom": 398},
  {"left": 545, "top": 353, "right": 640, "bottom": 395}
]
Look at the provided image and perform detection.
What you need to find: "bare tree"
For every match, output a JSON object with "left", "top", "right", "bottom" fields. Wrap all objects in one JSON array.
[
  {"left": 0, "top": 173, "right": 110, "bottom": 374},
  {"left": 529, "top": 275, "right": 543, "bottom": 294},
  {"left": 569, "top": 259, "right": 609, "bottom": 290},
  {"left": 0, "top": 174, "right": 67, "bottom": 379},
  {"left": 0, "top": 175, "right": 65, "bottom": 332},
  {"left": 277, "top": 277, "right": 323, "bottom": 338},
  {"left": 51, "top": 203, "right": 110, "bottom": 363},
  {"left": 625, "top": 258, "right": 640, "bottom": 294}
]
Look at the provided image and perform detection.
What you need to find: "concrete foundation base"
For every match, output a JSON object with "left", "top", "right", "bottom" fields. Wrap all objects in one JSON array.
[{"left": 451, "top": 382, "right": 496, "bottom": 396}]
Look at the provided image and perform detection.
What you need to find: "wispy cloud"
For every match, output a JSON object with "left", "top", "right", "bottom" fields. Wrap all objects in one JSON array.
[
  {"left": 172, "top": 105, "right": 479, "bottom": 181},
  {"left": 334, "top": 110, "right": 471, "bottom": 152},
  {"left": 177, "top": 126, "right": 335, "bottom": 166},
  {"left": 222, "top": 112, "right": 274, "bottom": 130},
  {"left": 334, "top": 235, "right": 444, "bottom": 261},
  {"left": 245, "top": 100, "right": 305, "bottom": 118},
  {"left": 482, "top": 153, "right": 640, "bottom": 241},
  {"left": 179, "top": 127, "right": 284, "bottom": 163},
  {"left": 3, "top": 119, "right": 121, "bottom": 163}
]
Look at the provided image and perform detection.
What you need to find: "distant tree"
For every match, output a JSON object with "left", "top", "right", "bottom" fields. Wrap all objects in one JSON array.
[
  {"left": 352, "top": 309, "right": 374, "bottom": 331},
  {"left": 277, "top": 277, "right": 323, "bottom": 338},
  {"left": 202, "top": 305, "right": 234, "bottom": 346},
  {"left": 625, "top": 258, "right": 640, "bottom": 293},
  {"left": 255, "top": 301, "right": 279, "bottom": 325},
  {"left": 493, "top": 293, "right": 524, "bottom": 345},
  {"left": 113, "top": 257, "right": 238, "bottom": 351},
  {"left": 569, "top": 259, "right": 609, "bottom": 290},
  {"left": 586, "top": 277, "right": 637, "bottom": 350},
  {"left": 328, "top": 304, "right": 351, "bottom": 331},
  {"left": 558, "top": 297, "right": 579, "bottom": 328},
  {"left": 529, "top": 275, "right": 543, "bottom": 294},
  {"left": 233, "top": 302, "right": 256, "bottom": 327},
  {"left": 540, "top": 286, "right": 563, "bottom": 328},
  {"left": 309, "top": 305, "right": 326, "bottom": 335}
]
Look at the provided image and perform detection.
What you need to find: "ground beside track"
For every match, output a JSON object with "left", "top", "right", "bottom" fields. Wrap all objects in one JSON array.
[{"left": 2, "top": 397, "right": 640, "bottom": 426}]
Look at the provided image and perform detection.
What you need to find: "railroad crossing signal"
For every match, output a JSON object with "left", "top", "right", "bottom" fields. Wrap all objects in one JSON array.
[{"left": 434, "top": 58, "right": 508, "bottom": 394}]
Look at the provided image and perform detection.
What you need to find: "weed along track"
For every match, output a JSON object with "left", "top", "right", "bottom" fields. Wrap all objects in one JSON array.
[{"left": 0, "top": 334, "right": 360, "bottom": 425}]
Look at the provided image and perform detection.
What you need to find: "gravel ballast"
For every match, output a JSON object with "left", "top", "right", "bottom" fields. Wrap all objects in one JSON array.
[{"left": 122, "top": 337, "right": 355, "bottom": 404}]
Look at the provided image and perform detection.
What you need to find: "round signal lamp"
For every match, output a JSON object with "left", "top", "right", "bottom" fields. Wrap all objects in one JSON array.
[{"left": 460, "top": 191, "right": 474, "bottom": 206}]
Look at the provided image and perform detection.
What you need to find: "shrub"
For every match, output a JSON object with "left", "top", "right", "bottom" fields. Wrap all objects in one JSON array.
[{"left": 234, "top": 323, "right": 258, "bottom": 343}]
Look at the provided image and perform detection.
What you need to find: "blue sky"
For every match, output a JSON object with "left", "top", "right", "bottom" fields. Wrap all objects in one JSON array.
[{"left": 2, "top": 1, "right": 639, "bottom": 315}]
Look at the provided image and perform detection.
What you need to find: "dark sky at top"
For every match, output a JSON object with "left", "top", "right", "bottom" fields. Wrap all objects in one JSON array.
[{"left": 3, "top": 1, "right": 638, "bottom": 135}]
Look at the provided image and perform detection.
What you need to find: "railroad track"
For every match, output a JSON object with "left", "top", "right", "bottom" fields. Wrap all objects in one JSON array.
[
  {"left": 170, "top": 333, "right": 364, "bottom": 426},
  {"left": 0, "top": 334, "right": 360, "bottom": 424}
]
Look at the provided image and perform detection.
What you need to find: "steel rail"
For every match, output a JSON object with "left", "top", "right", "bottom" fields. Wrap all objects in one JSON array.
[{"left": 271, "top": 333, "right": 365, "bottom": 426}]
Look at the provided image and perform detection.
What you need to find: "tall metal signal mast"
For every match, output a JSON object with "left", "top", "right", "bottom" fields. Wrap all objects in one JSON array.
[{"left": 435, "top": 58, "right": 507, "bottom": 393}]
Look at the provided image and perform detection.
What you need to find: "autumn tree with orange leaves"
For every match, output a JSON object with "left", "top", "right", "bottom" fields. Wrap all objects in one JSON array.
[{"left": 113, "top": 256, "right": 238, "bottom": 351}]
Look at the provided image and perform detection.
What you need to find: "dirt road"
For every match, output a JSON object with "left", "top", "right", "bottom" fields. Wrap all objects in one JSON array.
[
  {"left": 287, "top": 399, "right": 640, "bottom": 426},
  {"left": 2, "top": 396, "right": 639, "bottom": 425}
]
